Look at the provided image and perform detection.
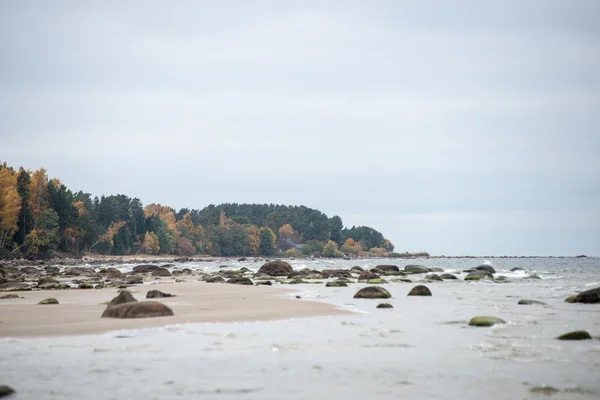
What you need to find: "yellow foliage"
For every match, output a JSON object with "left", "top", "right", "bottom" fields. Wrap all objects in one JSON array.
[
  {"left": 142, "top": 231, "right": 160, "bottom": 255},
  {"left": 28, "top": 168, "right": 48, "bottom": 227},
  {"left": 73, "top": 200, "right": 86, "bottom": 217},
  {"left": 0, "top": 169, "right": 22, "bottom": 248},
  {"left": 278, "top": 223, "right": 294, "bottom": 239},
  {"left": 247, "top": 225, "right": 260, "bottom": 256}
]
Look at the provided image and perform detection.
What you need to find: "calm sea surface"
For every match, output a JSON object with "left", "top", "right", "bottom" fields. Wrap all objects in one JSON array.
[{"left": 1, "top": 257, "right": 599, "bottom": 400}]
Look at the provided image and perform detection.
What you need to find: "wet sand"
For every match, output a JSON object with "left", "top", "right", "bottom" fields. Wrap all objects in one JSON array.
[{"left": 0, "top": 280, "right": 352, "bottom": 338}]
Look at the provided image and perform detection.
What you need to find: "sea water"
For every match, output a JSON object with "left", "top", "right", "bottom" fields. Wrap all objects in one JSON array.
[{"left": 1, "top": 257, "right": 599, "bottom": 399}]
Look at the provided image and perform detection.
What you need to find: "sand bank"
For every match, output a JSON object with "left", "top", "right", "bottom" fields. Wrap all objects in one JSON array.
[{"left": 0, "top": 280, "right": 352, "bottom": 338}]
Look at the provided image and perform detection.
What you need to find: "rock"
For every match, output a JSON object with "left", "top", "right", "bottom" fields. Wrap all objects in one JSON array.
[
  {"left": 257, "top": 260, "right": 293, "bottom": 276},
  {"left": 376, "top": 303, "right": 393, "bottom": 309},
  {"left": 525, "top": 274, "right": 541, "bottom": 280},
  {"left": 37, "top": 276, "right": 59, "bottom": 286},
  {"left": 494, "top": 276, "right": 509, "bottom": 281},
  {"left": 78, "top": 283, "right": 94, "bottom": 289},
  {"left": 237, "top": 257, "right": 247, "bottom": 261},
  {"left": 0, "top": 282, "right": 31, "bottom": 292},
  {"left": 101, "top": 301, "right": 174, "bottom": 319},
  {"left": 475, "top": 265, "right": 496, "bottom": 274},
  {"left": 102, "top": 267, "right": 125, "bottom": 279},
  {"left": 44, "top": 266, "right": 60, "bottom": 274},
  {"left": 370, "top": 268, "right": 384, "bottom": 275},
  {"left": 350, "top": 266, "right": 364, "bottom": 273},
  {"left": 64, "top": 267, "right": 98, "bottom": 277},
  {"left": 404, "top": 265, "right": 428, "bottom": 274},
  {"left": 353, "top": 286, "right": 391, "bottom": 299},
  {"left": 468, "top": 316, "right": 506, "bottom": 327},
  {"left": 440, "top": 273, "right": 457, "bottom": 280},
  {"left": 151, "top": 267, "right": 171, "bottom": 277},
  {"left": 38, "top": 282, "right": 71, "bottom": 290},
  {"left": 108, "top": 291, "right": 137, "bottom": 307},
  {"left": 465, "top": 270, "right": 493, "bottom": 280},
  {"left": 227, "top": 277, "right": 253, "bottom": 285},
  {"left": 21, "top": 266, "right": 41, "bottom": 275},
  {"left": 326, "top": 281, "right": 348, "bottom": 287},
  {"left": 509, "top": 267, "right": 524, "bottom": 272},
  {"left": 358, "top": 271, "right": 379, "bottom": 281},
  {"left": 205, "top": 276, "right": 225, "bottom": 283},
  {"left": 146, "top": 290, "right": 175, "bottom": 299},
  {"left": 407, "top": 285, "right": 432, "bottom": 296},
  {"left": 564, "top": 295, "right": 577, "bottom": 303},
  {"left": 132, "top": 264, "right": 161, "bottom": 274},
  {"left": 571, "top": 287, "right": 600, "bottom": 304},
  {"left": 556, "top": 330, "right": 592, "bottom": 340},
  {"left": 529, "top": 386, "right": 560, "bottom": 395},
  {"left": 222, "top": 270, "right": 242, "bottom": 279},
  {"left": 255, "top": 281, "right": 272, "bottom": 286},
  {"left": 425, "top": 274, "right": 443, "bottom": 281},
  {"left": 391, "top": 278, "right": 412, "bottom": 283},
  {"left": 376, "top": 265, "right": 399, "bottom": 272},
  {"left": 0, "top": 385, "right": 15, "bottom": 397},
  {"left": 124, "top": 276, "right": 144, "bottom": 285},
  {"left": 0, "top": 294, "right": 20, "bottom": 299},
  {"left": 367, "top": 278, "right": 388, "bottom": 284},
  {"left": 321, "top": 269, "right": 353, "bottom": 279},
  {"left": 38, "top": 298, "right": 59, "bottom": 305},
  {"left": 518, "top": 299, "right": 546, "bottom": 305},
  {"left": 427, "top": 267, "right": 444, "bottom": 273}
]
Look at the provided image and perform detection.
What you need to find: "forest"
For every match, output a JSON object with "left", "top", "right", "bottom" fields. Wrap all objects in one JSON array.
[{"left": 0, "top": 162, "right": 395, "bottom": 259}]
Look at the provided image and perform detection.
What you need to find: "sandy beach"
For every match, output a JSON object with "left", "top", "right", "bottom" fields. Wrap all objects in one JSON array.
[{"left": 0, "top": 279, "right": 352, "bottom": 338}]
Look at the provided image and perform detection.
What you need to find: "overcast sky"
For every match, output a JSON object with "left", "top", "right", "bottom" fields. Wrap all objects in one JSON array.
[{"left": 1, "top": 1, "right": 599, "bottom": 256}]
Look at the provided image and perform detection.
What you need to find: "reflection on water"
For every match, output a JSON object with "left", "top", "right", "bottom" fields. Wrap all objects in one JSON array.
[{"left": 1, "top": 257, "right": 599, "bottom": 399}]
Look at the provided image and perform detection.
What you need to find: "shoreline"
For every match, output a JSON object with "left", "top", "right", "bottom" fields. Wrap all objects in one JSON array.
[{"left": 0, "top": 279, "right": 354, "bottom": 339}]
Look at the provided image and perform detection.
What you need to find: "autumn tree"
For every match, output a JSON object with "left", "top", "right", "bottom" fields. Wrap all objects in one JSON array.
[
  {"left": 91, "top": 221, "right": 126, "bottom": 251},
  {"left": 24, "top": 209, "right": 59, "bottom": 257},
  {"left": 340, "top": 237, "right": 361, "bottom": 256},
  {"left": 142, "top": 231, "right": 160, "bottom": 254},
  {"left": 0, "top": 168, "right": 22, "bottom": 250},
  {"left": 259, "top": 227, "right": 276, "bottom": 256},
  {"left": 28, "top": 168, "right": 48, "bottom": 229},
  {"left": 247, "top": 225, "right": 261, "bottom": 256},
  {"left": 322, "top": 240, "right": 343, "bottom": 258}
]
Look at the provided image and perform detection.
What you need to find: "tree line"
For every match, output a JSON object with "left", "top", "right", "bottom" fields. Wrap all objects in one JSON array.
[{"left": 0, "top": 162, "right": 395, "bottom": 259}]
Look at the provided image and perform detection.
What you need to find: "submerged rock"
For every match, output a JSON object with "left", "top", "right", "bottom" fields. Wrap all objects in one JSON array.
[
  {"left": 407, "top": 285, "right": 432, "bottom": 296},
  {"left": 564, "top": 295, "right": 577, "bottom": 303},
  {"left": 0, "top": 385, "right": 15, "bottom": 397},
  {"left": 571, "top": 287, "right": 600, "bottom": 304},
  {"left": 509, "top": 267, "right": 524, "bottom": 272},
  {"left": 376, "top": 303, "right": 393, "bottom": 309},
  {"left": 440, "top": 273, "right": 458, "bottom": 280},
  {"left": 353, "top": 286, "right": 391, "bottom": 299},
  {"left": 556, "top": 330, "right": 592, "bottom": 341},
  {"left": 468, "top": 316, "right": 506, "bottom": 327},
  {"left": 321, "top": 269, "right": 353, "bottom": 279},
  {"left": 525, "top": 274, "right": 541, "bottom": 280},
  {"left": 529, "top": 386, "right": 560, "bottom": 395},
  {"left": 38, "top": 298, "right": 59, "bottom": 305},
  {"left": 326, "top": 281, "right": 348, "bottom": 287},
  {"left": 557, "top": 331, "right": 592, "bottom": 340},
  {"left": 465, "top": 270, "right": 493, "bottom": 280},
  {"left": 101, "top": 267, "right": 126, "bottom": 279},
  {"left": 425, "top": 274, "right": 443, "bottom": 281},
  {"left": 518, "top": 299, "right": 546, "bottom": 305},
  {"left": 376, "top": 265, "right": 399, "bottom": 272},
  {"left": 366, "top": 278, "right": 388, "bottom": 284},
  {"left": 101, "top": 301, "right": 174, "bottom": 319},
  {"left": 108, "top": 291, "right": 138, "bottom": 307},
  {"left": 427, "top": 267, "right": 444, "bottom": 273},
  {"left": 146, "top": 290, "right": 175, "bottom": 299},
  {"left": 257, "top": 260, "right": 293, "bottom": 276}
]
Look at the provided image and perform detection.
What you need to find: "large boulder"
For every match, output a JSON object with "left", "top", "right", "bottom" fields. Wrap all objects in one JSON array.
[
  {"left": 571, "top": 287, "right": 600, "bottom": 304},
  {"left": 64, "top": 267, "right": 98, "bottom": 277},
  {"left": 468, "top": 316, "right": 506, "bottom": 327},
  {"left": 353, "top": 286, "right": 391, "bottom": 299},
  {"left": 440, "top": 273, "right": 458, "bottom": 280},
  {"left": 101, "top": 267, "right": 125, "bottom": 279},
  {"left": 20, "top": 266, "right": 41, "bottom": 275},
  {"left": 358, "top": 270, "right": 379, "bottom": 281},
  {"left": 475, "top": 264, "right": 496, "bottom": 274},
  {"left": 425, "top": 274, "right": 443, "bottom": 281},
  {"left": 326, "top": 281, "right": 348, "bottom": 287},
  {"left": 376, "top": 265, "right": 399, "bottom": 272},
  {"left": 205, "top": 276, "right": 225, "bottom": 283},
  {"left": 37, "top": 276, "right": 59, "bottom": 286},
  {"left": 404, "top": 265, "right": 428, "bottom": 274},
  {"left": 146, "top": 290, "right": 175, "bottom": 299},
  {"left": 407, "top": 285, "right": 432, "bottom": 296},
  {"left": 257, "top": 261, "right": 293, "bottom": 277},
  {"left": 101, "top": 301, "right": 174, "bottom": 319},
  {"left": 350, "top": 266, "right": 364, "bottom": 273},
  {"left": 107, "top": 291, "right": 138, "bottom": 307}
]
